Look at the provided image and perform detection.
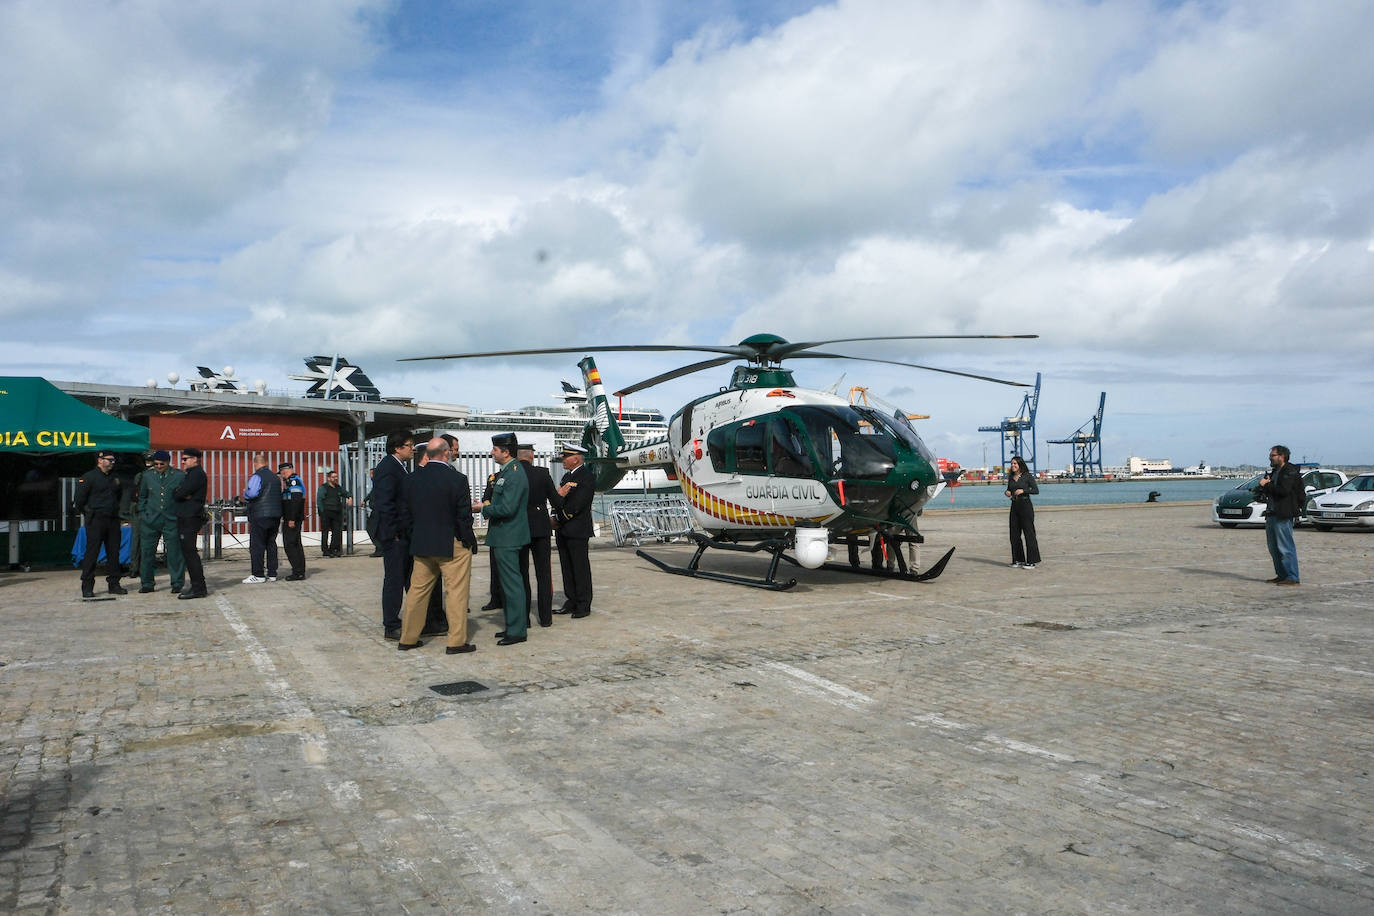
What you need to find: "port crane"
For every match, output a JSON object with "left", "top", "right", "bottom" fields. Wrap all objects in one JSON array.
[
  {"left": 1048, "top": 392, "right": 1106, "bottom": 478},
  {"left": 978, "top": 371, "right": 1041, "bottom": 473}
]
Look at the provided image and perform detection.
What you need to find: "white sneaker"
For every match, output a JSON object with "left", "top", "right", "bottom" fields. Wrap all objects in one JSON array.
[
  {"left": 1022, "top": 563, "right": 1036, "bottom": 569},
  {"left": 242, "top": 575, "right": 267, "bottom": 584},
  {"left": 266, "top": 576, "right": 278, "bottom": 582},
  {"left": 1008, "top": 561, "right": 1022, "bottom": 568}
]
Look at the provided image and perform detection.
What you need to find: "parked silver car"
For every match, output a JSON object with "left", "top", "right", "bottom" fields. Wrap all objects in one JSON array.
[{"left": 1307, "top": 474, "right": 1374, "bottom": 531}]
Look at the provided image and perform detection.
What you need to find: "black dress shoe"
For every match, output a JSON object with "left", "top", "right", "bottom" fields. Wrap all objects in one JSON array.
[
  {"left": 178, "top": 590, "right": 207, "bottom": 600},
  {"left": 480, "top": 601, "right": 502, "bottom": 611},
  {"left": 285, "top": 573, "right": 305, "bottom": 581},
  {"left": 108, "top": 583, "right": 128, "bottom": 596},
  {"left": 571, "top": 610, "right": 590, "bottom": 618},
  {"left": 446, "top": 644, "right": 476, "bottom": 655},
  {"left": 494, "top": 630, "right": 506, "bottom": 639},
  {"left": 138, "top": 585, "right": 155, "bottom": 594},
  {"left": 553, "top": 605, "right": 573, "bottom": 614},
  {"left": 496, "top": 636, "right": 526, "bottom": 646},
  {"left": 397, "top": 641, "right": 424, "bottom": 651},
  {"left": 384, "top": 627, "right": 401, "bottom": 641},
  {"left": 81, "top": 589, "right": 95, "bottom": 599},
  {"left": 539, "top": 620, "right": 552, "bottom": 628}
]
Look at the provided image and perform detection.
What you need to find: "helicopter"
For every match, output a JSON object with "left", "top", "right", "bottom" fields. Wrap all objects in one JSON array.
[{"left": 403, "top": 333, "right": 1035, "bottom": 590}]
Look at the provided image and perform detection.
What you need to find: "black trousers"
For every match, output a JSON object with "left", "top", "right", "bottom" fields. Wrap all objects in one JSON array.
[
  {"left": 487, "top": 550, "right": 503, "bottom": 606},
  {"left": 79, "top": 515, "right": 123, "bottom": 591},
  {"left": 381, "top": 537, "right": 413, "bottom": 630},
  {"left": 281, "top": 520, "right": 306, "bottom": 576},
  {"left": 520, "top": 535, "right": 553, "bottom": 626},
  {"left": 249, "top": 518, "right": 280, "bottom": 578},
  {"left": 178, "top": 516, "right": 206, "bottom": 594},
  {"left": 556, "top": 534, "right": 592, "bottom": 613},
  {"left": 320, "top": 510, "right": 343, "bottom": 556},
  {"left": 1009, "top": 499, "right": 1041, "bottom": 565}
]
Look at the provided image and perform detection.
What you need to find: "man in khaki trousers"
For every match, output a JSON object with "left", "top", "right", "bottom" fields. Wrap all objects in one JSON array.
[{"left": 397, "top": 437, "right": 478, "bottom": 653}]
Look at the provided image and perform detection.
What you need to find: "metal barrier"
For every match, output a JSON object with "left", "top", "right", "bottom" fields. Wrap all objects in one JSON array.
[{"left": 608, "top": 497, "right": 696, "bottom": 547}]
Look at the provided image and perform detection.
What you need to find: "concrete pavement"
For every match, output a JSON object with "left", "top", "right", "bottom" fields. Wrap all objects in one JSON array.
[{"left": 2, "top": 503, "right": 1372, "bottom": 913}]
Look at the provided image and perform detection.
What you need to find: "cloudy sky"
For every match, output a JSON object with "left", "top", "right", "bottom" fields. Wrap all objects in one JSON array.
[{"left": 3, "top": 0, "right": 1371, "bottom": 468}]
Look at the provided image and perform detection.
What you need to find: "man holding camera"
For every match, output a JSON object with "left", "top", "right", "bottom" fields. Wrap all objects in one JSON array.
[{"left": 1257, "top": 444, "right": 1302, "bottom": 586}]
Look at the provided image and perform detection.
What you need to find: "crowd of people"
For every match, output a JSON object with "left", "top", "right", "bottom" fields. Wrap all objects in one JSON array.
[{"left": 73, "top": 432, "right": 596, "bottom": 654}]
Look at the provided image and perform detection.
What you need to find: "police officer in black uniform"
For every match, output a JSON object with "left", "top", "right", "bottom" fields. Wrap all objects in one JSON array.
[
  {"left": 173, "top": 447, "right": 209, "bottom": 599},
  {"left": 74, "top": 450, "right": 127, "bottom": 598}
]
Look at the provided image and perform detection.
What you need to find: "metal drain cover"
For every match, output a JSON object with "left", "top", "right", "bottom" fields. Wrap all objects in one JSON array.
[{"left": 430, "top": 680, "right": 489, "bottom": 696}]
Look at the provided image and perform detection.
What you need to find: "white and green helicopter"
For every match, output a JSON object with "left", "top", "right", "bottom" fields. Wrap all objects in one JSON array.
[{"left": 405, "top": 333, "right": 1034, "bottom": 589}]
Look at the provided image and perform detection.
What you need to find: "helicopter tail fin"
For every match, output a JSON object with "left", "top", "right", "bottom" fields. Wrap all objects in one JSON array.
[
  {"left": 575, "top": 356, "right": 630, "bottom": 491},
  {"left": 578, "top": 356, "right": 627, "bottom": 458}
]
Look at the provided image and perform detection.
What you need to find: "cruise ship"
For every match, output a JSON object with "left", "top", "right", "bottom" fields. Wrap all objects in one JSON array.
[
  {"left": 463, "top": 382, "right": 677, "bottom": 492},
  {"left": 464, "top": 381, "right": 669, "bottom": 444}
]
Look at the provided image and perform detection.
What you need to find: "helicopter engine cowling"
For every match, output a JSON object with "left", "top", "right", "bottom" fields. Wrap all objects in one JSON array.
[{"left": 793, "top": 526, "right": 830, "bottom": 569}]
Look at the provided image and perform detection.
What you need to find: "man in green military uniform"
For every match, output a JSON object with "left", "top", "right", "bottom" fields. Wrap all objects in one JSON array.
[
  {"left": 138, "top": 450, "right": 186, "bottom": 594},
  {"left": 476, "top": 433, "right": 530, "bottom": 645}
]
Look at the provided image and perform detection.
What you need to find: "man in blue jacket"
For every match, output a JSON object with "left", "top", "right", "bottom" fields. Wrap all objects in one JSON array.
[{"left": 242, "top": 452, "right": 282, "bottom": 584}]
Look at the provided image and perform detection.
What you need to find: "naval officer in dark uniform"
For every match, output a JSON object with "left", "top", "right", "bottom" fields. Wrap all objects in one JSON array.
[
  {"left": 476, "top": 433, "right": 529, "bottom": 645},
  {"left": 554, "top": 443, "right": 595, "bottom": 618},
  {"left": 517, "top": 443, "right": 560, "bottom": 629}
]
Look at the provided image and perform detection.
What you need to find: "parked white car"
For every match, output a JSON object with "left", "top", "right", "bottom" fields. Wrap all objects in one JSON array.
[
  {"left": 1306, "top": 474, "right": 1374, "bottom": 531},
  {"left": 1211, "top": 467, "right": 1350, "bottom": 528}
]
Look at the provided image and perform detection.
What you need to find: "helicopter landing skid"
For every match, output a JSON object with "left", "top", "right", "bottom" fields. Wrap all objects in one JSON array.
[
  {"left": 790, "top": 546, "right": 957, "bottom": 583},
  {"left": 635, "top": 533, "right": 798, "bottom": 591}
]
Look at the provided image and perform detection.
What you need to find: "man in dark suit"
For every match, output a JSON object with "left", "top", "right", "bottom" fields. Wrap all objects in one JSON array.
[
  {"left": 173, "top": 447, "right": 208, "bottom": 599},
  {"left": 396, "top": 437, "right": 478, "bottom": 653},
  {"left": 554, "top": 443, "right": 595, "bottom": 618},
  {"left": 517, "top": 444, "right": 561, "bottom": 629},
  {"left": 373, "top": 430, "right": 415, "bottom": 640}
]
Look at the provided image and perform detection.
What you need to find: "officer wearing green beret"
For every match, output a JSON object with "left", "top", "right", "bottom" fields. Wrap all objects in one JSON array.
[{"left": 476, "top": 433, "right": 530, "bottom": 645}]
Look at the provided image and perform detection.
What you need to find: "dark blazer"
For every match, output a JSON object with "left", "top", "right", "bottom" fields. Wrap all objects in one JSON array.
[
  {"left": 555, "top": 463, "right": 595, "bottom": 538},
  {"left": 372, "top": 454, "right": 409, "bottom": 541},
  {"left": 521, "top": 460, "right": 560, "bottom": 539},
  {"left": 172, "top": 465, "right": 208, "bottom": 519},
  {"left": 402, "top": 462, "right": 475, "bottom": 557}
]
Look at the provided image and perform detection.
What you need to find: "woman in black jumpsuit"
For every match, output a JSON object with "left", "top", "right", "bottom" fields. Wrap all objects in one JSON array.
[{"left": 1005, "top": 455, "right": 1041, "bottom": 568}]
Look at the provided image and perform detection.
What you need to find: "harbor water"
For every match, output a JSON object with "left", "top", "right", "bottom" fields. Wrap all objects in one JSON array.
[{"left": 925, "top": 477, "right": 1234, "bottom": 510}]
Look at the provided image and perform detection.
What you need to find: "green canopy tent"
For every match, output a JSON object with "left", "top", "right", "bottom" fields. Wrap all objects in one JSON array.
[{"left": 1, "top": 377, "right": 150, "bottom": 566}]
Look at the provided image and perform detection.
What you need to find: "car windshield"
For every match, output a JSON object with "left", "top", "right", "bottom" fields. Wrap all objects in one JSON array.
[
  {"left": 1335, "top": 475, "right": 1374, "bottom": 493},
  {"left": 1235, "top": 474, "right": 1263, "bottom": 490}
]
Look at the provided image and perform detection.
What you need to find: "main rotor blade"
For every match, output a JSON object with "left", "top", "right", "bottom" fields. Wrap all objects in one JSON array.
[
  {"left": 791, "top": 350, "right": 1030, "bottom": 386},
  {"left": 400, "top": 344, "right": 748, "bottom": 362},
  {"left": 612, "top": 356, "right": 738, "bottom": 397},
  {"left": 774, "top": 334, "right": 1038, "bottom": 358}
]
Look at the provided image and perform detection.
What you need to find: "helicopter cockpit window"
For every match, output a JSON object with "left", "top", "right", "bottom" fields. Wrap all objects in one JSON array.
[
  {"left": 784, "top": 405, "right": 897, "bottom": 480},
  {"left": 858, "top": 407, "right": 936, "bottom": 465},
  {"left": 734, "top": 422, "right": 767, "bottom": 473},
  {"left": 706, "top": 426, "right": 729, "bottom": 472},
  {"left": 770, "top": 419, "right": 813, "bottom": 477}
]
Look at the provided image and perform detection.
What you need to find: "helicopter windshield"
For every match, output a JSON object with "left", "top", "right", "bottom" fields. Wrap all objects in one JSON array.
[
  {"left": 782, "top": 405, "right": 898, "bottom": 480},
  {"left": 860, "top": 407, "right": 937, "bottom": 466}
]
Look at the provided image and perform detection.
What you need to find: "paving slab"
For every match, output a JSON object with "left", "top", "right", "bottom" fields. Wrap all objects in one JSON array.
[{"left": 2, "top": 503, "right": 1372, "bottom": 913}]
